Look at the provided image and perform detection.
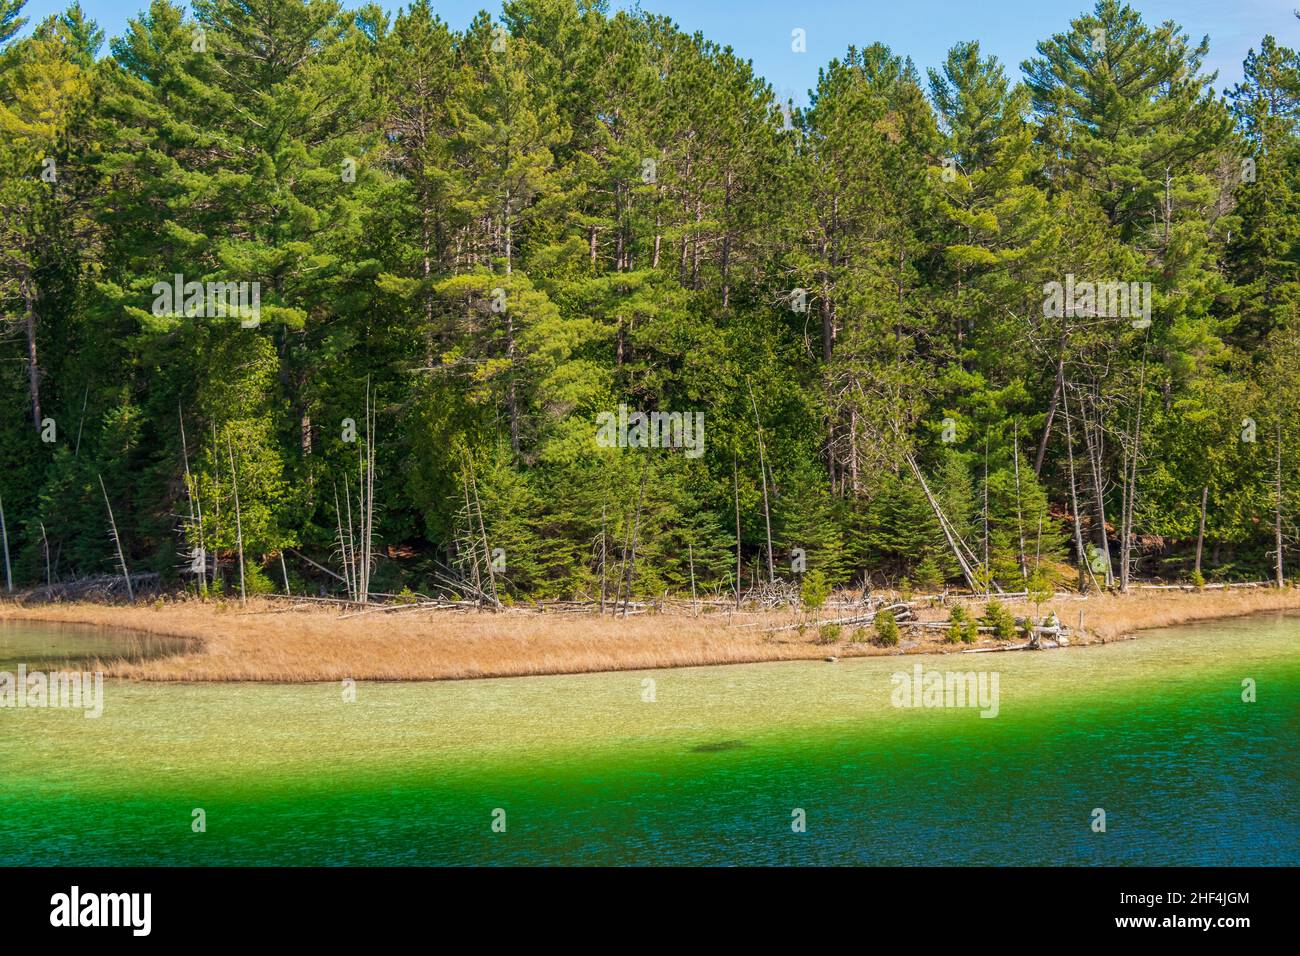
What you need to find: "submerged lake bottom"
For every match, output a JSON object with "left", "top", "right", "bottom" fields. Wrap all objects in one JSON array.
[{"left": 1, "top": 614, "right": 1297, "bottom": 865}]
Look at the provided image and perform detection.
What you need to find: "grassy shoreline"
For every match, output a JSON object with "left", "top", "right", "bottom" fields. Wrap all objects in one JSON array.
[{"left": 2, "top": 587, "right": 1299, "bottom": 683}]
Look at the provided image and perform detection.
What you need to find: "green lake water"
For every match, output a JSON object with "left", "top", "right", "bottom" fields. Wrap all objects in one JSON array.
[{"left": 1, "top": 614, "right": 1297, "bottom": 866}]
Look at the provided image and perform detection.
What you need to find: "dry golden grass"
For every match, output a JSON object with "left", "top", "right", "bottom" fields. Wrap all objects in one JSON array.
[
  {"left": 970, "top": 586, "right": 1300, "bottom": 641},
  {"left": 2, "top": 586, "right": 1298, "bottom": 683}
]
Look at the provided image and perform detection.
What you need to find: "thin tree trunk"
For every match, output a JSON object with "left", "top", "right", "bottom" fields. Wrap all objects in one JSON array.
[
  {"left": 343, "top": 476, "right": 357, "bottom": 598},
  {"left": 506, "top": 307, "right": 519, "bottom": 455},
  {"left": 0, "top": 493, "right": 11, "bottom": 593},
  {"left": 40, "top": 520, "right": 51, "bottom": 586},
  {"left": 1034, "top": 354, "right": 1065, "bottom": 475},
  {"left": 98, "top": 475, "right": 133, "bottom": 601},
  {"left": 422, "top": 206, "right": 435, "bottom": 364},
  {"left": 466, "top": 452, "right": 498, "bottom": 608},
  {"left": 210, "top": 425, "right": 221, "bottom": 590},
  {"left": 22, "top": 267, "right": 41, "bottom": 430},
  {"left": 357, "top": 439, "right": 366, "bottom": 600},
  {"left": 849, "top": 406, "right": 860, "bottom": 494},
  {"left": 1013, "top": 420, "right": 1027, "bottom": 580},
  {"left": 612, "top": 504, "right": 633, "bottom": 614},
  {"left": 366, "top": 388, "right": 377, "bottom": 603},
  {"left": 819, "top": 259, "right": 836, "bottom": 486},
  {"left": 747, "top": 381, "right": 775, "bottom": 583},
  {"left": 179, "top": 407, "right": 205, "bottom": 583},
  {"left": 688, "top": 541, "right": 697, "bottom": 615},
  {"left": 1035, "top": 506, "right": 1044, "bottom": 572},
  {"left": 1275, "top": 422, "right": 1285, "bottom": 588},
  {"left": 982, "top": 436, "right": 990, "bottom": 595},
  {"left": 1195, "top": 485, "right": 1208, "bottom": 578},
  {"left": 621, "top": 459, "right": 649, "bottom": 615},
  {"left": 226, "top": 440, "right": 246, "bottom": 605},
  {"left": 907, "top": 454, "right": 979, "bottom": 593},
  {"left": 733, "top": 454, "right": 742, "bottom": 607},
  {"left": 1120, "top": 338, "right": 1149, "bottom": 593},
  {"left": 1060, "top": 387, "right": 1088, "bottom": 592},
  {"left": 73, "top": 386, "right": 87, "bottom": 457},
  {"left": 335, "top": 482, "right": 353, "bottom": 598},
  {"left": 690, "top": 201, "right": 702, "bottom": 287},
  {"left": 1080, "top": 397, "right": 1113, "bottom": 586},
  {"left": 459, "top": 470, "right": 482, "bottom": 600},
  {"left": 720, "top": 170, "right": 733, "bottom": 308}
]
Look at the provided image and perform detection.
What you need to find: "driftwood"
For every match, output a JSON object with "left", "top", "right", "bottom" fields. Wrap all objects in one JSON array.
[
  {"left": 337, "top": 600, "right": 449, "bottom": 620},
  {"left": 740, "top": 579, "right": 801, "bottom": 609},
  {"left": 740, "top": 601, "right": 917, "bottom": 633},
  {"left": 17, "top": 572, "right": 161, "bottom": 602},
  {"left": 1136, "top": 581, "right": 1271, "bottom": 591},
  {"left": 963, "top": 642, "right": 1038, "bottom": 653}
]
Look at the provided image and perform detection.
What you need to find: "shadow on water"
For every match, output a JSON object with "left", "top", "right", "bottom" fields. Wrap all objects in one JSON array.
[
  {"left": 0, "top": 621, "right": 194, "bottom": 671},
  {"left": 689, "top": 739, "right": 747, "bottom": 753}
]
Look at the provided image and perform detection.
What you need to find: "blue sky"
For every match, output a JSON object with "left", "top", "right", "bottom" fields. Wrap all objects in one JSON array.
[{"left": 16, "top": 0, "right": 1299, "bottom": 101}]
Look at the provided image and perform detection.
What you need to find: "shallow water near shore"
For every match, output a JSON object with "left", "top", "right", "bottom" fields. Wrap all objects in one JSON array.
[
  {"left": 0, "top": 621, "right": 193, "bottom": 672},
  {"left": 1, "top": 612, "right": 1297, "bottom": 865}
]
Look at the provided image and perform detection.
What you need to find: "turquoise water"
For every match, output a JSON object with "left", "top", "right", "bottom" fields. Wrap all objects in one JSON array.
[{"left": 0, "top": 614, "right": 1296, "bottom": 865}]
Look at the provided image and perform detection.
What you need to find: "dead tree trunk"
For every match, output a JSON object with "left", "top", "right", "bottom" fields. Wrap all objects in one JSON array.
[
  {"left": 1080, "top": 394, "right": 1114, "bottom": 587},
  {"left": 1060, "top": 386, "right": 1088, "bottom": 592},
  {"left": 0, "top": 493, "right": 11, "bottom": 592},
  {"left": 98, "top": 475, "right": 133, "bottom": 601},
  {"left": 335, "top": 482, "right": 353, "bottom": 598},
  {"left": 907, "top": 454, "right": 979, "bottom": 593},
  {"left": 1119, "top": 339, "right": 1149, "bottom": 593},
  {"left": 40, "top": 520, "right": 51, "bottom": 587},
  {"left": 179, "top": 408, "right": 206, "bottom": 583},
  {"left": 464, "top": 452, "right": 498, "bottom": 608}
]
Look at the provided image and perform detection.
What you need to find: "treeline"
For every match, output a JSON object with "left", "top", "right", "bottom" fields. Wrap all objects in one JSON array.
[{"left": 0, "top": 0, "right": 1297, "bottom": 600}]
